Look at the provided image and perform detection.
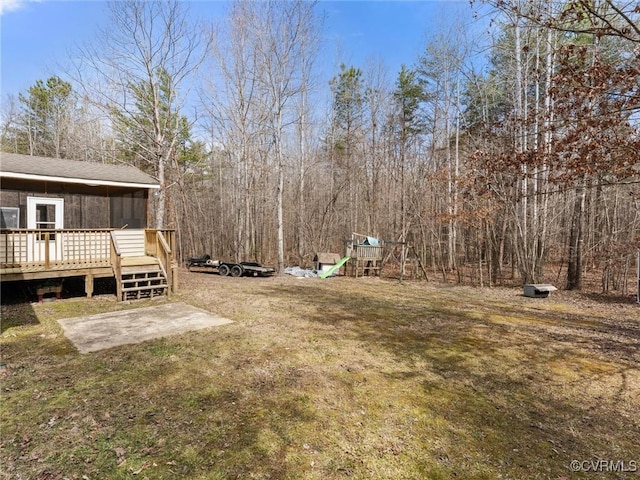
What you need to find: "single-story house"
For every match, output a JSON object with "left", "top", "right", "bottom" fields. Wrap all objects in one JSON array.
[{"left": 0, "top": 152, "right": 177, "bottom": 300}]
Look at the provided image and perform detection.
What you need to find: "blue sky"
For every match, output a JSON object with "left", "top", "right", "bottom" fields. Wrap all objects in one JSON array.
[{"left": 0, "top": 0, "right": 489, "bottom": 99}]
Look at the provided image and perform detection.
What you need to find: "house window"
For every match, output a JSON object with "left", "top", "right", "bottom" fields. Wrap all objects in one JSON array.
[
  {"left": 36, "top": 204, "right": 57, "bottom": 230},
  {"left": 110, "top": 190, "right": 146, "bottom": 228},
  {"left": 27, "top": 197, "right": 64, "bottom": 239},
  {"left": 0, "top": 207, "right": 19, "bottom": 229}
]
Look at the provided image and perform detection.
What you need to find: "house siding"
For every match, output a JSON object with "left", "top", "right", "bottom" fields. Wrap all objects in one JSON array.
[{"left": 0, "top": 178, "right": 147, "bottom": 229}]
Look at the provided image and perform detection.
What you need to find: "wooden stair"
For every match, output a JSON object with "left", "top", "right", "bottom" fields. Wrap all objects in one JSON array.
[
  {"left": 110, "top": 227, "right": 171, "bottom": 301},
  {"left": 119, "top": 256, "right": 168, "bottom": 301}
]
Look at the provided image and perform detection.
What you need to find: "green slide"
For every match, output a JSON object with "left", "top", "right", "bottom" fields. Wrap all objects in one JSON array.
[{"left": 319, "top": 256, "right": 350, "bottom": 279}]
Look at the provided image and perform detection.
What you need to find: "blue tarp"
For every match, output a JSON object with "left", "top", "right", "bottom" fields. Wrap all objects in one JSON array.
[{"left": 363, "top": 236, "right": 379, "bottom": 246}]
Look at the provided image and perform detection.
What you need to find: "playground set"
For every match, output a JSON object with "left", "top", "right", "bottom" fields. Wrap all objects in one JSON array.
[
  {"left": 343, "top": 233, "right": 384, "bottom": 277},
  {"left": 185, "top": 233, "right": 385, "bottom": 279}
]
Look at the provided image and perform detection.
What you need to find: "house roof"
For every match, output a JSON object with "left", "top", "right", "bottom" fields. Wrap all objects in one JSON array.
[
  {"left": 314, "top": 252, "right": 342, "bottom": 264},
  {"left": 0, "top": 152, "right": 160, "bottom": 189}
]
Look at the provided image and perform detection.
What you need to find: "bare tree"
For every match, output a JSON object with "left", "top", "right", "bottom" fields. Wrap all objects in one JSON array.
[
  {"left": 0, "top": 94, "right": 20, "bottom": 153},
  {"left": 71, "top": 0, "right": 209, "bottom": 229},
  {"left": 467, "top": 0, "right": 639, "bottom": 290},
  {"left": 253, "top": 0, "right": 319, "bottom": 272},
  {"left": 418, "top": 27, "right": 466, "bottom": 274},
  {"left": 201, "top": 0, "right": 320, "bottom": 270},
  {"left": 202, "top": 0, "right": 266, "bottom": 261},
  {"left": 293, "top": 19, "right": 321, "bottom": 265}
]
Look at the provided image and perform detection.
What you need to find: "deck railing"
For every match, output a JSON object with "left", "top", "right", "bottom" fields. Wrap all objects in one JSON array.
[
  {"left": 1, "top": 229, "right": 176, "bottom": 271},
  {"left": 2, "top": 228, "right": 177, "bottom": 300},
  {"left": 145, "top": 229, "right": 175, "bottom": 294},
  {"left": 0, "top": 229, "right": 112, "bottom": 269}
]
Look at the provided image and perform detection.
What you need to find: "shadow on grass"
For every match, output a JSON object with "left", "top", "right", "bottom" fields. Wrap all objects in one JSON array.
[
  {"left": 248, "top": 281, "right": 640, "bottom": 478},
  {"left": 0, "top": 304, "right": 39, "bottom": 333},
  {"left": 1, "top": 333, "right": 321, "bottom": 479},
  {"left": 3, "top": 276, "right": 639, "bottom": 480},
  {"left": 1, "top": 281, "right": 39, "bottom": 333},
  {"left": 1, "top": 277, "right": 118, "bottom": 334},
  {"left": 582, "top": 291, "right": 638, "bottom": 305}
]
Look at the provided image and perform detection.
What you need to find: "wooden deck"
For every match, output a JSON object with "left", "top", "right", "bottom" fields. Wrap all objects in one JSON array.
[
  {"left": 0, "top": 262, "right": 112, "bottom": 279},
  {"left": 0, "top": 228, "right": 177, "bottom": 299}
]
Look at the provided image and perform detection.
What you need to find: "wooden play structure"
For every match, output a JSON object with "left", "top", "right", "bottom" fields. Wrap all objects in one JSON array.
[{"left": 344, "top": 233, "right": 384, "bottom": 277}]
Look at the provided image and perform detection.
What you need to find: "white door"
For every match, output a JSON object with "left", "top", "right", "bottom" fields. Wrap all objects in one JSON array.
[{"left": 27, "top": 197, "right": 64, "bottom": 263}]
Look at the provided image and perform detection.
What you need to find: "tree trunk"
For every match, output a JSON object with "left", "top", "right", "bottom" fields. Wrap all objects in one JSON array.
[{"left": 567, "top": 183, "right": 586, "bottom": 290}]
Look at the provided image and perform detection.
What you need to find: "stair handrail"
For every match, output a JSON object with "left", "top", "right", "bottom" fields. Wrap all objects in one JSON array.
[
  {"left": 110, "top": 231, "right": 123, "bottom": 300},
  {"left": 155, "top": 230, "right": 172, "bottom": 296}
]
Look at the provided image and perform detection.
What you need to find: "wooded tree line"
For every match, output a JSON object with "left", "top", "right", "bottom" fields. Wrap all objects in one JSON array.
[{"left": 1, "top": 0, "right": 638, "bottom": 291}]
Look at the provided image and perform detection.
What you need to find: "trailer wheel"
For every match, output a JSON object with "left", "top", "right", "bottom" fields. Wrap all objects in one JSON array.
[
  {"left": 231, "top": 265, "right": 243, "bottom": 277},
  {"left": 219, "top": 264, "right": 230, "bottom": 276}
]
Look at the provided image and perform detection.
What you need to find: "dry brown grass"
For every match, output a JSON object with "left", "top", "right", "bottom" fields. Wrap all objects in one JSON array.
[{"left": 1, "top": 270, "right": 639, "bottom": 479}]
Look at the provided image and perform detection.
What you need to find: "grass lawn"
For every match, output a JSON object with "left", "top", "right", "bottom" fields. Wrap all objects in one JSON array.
[{"left": 1, "top": 271, "right": 639, "bottom": 479}]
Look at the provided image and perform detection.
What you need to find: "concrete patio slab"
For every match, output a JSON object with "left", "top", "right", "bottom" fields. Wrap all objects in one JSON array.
[{"left": 57, "top": 302, "right": 233, "bottom": 353}]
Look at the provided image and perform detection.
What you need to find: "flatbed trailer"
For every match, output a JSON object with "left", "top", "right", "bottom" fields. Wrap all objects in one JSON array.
[{"left": 186, "top": 255, "right": 275, "bottom": 277}]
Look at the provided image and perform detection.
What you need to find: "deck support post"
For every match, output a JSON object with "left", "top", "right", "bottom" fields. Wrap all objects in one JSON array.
[{"left": 85, "top": 274, "right": 94, "bottom": 298}]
